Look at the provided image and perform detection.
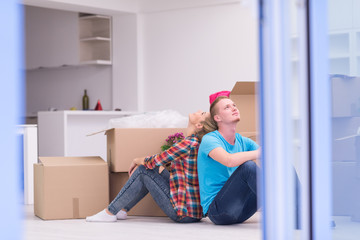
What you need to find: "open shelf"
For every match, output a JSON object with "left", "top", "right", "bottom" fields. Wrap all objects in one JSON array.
[
  {"left": 79, "top": 60, "right": 112, "bottom": 65},
  {"left": 79, "top": 15, "right": 111, "bottom": 39},
  {"left": 80, "top": 37, "right": 111, "bottom": 42},
  {"left": 79, "top": 13, "right": 112, "bottom": 65}
]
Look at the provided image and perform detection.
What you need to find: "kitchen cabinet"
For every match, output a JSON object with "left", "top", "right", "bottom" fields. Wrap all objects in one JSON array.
[{"left": 25, "top": 6, "right": 78, "bottom": 69}]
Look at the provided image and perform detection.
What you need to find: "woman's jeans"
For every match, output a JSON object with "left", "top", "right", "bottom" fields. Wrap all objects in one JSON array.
[
  {"left": 207, "top": 160, "right": 259, "bottom": 225},
  {"left": 207, "top": 160, "right": 301, "bottom": 227},
  {"left": 108, "top": 165, "right": 200, "bottom": 223}
]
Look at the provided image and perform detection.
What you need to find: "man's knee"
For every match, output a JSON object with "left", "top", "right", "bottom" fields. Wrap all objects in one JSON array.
[
  {"left": 244, "top": 160, "right": 256, "bottom": 167},
  {"left": 242, "top": 160, "right": 257, "bottom": 172}
]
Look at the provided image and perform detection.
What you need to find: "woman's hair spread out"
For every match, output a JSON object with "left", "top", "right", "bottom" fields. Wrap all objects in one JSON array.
[
  {"left": 197, "top": 116, "right": 217, "bottom": 141},
  {"left": 197, "top": 96, "right": 229, "bottom": 141}
]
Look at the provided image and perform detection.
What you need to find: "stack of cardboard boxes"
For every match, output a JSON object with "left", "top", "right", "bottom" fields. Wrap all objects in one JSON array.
[
  {"left": 106, "top": 128, "right": 186, "bottom": 216},
  {"left": 33, "top": 128, "right": 187, "bottom": 219},
  {"left": 33, "top": 81, "right": 258, "bottom": 220}
]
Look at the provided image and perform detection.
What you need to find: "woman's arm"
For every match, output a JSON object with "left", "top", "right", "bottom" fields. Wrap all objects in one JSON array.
[
  {"left": 128, "top": 157, "right": 145, "bottom": 176},
  {"left": 209, "top": 147, "right": 260, "bottom": 168},
  {"left": 142, "top": 137, "right": 193, "bottom": 169},
  {"left": 129, "top": 157, "right": 165, "bottom": 176},
  {"left": 128, "top": 137, "right": 194, "bottom": 176}
]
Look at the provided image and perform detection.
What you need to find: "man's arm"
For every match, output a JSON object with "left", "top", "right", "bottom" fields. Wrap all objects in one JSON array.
[{"left": 209, "top": 147, "right": 260, "bottom": 168}]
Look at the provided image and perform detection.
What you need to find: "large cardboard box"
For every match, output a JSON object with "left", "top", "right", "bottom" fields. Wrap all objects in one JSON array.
[
  {"left": 34, "top": 156, "right": 109, "bottom": 220},
  {"left": 230, "top": 81, "right": 258, "bottom": 141},
  {"left": 109, "top": 172, "right": 166, "bottom": 217},
  {"left": 106, "top": 128, "right": 187, "bottom": 172}
]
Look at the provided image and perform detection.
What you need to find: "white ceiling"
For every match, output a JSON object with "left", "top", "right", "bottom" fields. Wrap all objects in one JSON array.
[{"left": 22, "top": 0, "right": 243, "bottom": 14}]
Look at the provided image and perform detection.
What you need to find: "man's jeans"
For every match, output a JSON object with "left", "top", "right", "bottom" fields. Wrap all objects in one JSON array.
[
  {"left": 207, "top": 160, "right": 301, "bottom": 227},
  {"left": 207, "top": 160, "right": 259, "bottom": 225},
  {"left": 108, "top": 165, "right": 200, "bottom": 223}
]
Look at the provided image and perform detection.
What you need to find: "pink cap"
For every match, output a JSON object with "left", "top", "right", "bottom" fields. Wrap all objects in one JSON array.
[{"left": 209, "top": 91, "right": 231, "bottom": 104}]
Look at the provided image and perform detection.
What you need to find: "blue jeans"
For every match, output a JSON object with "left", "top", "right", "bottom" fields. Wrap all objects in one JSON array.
[
  {"left": 108, "top": 165, "right": 200, "bottom": 223},
  {"left": 207, "top": 160, "right": 259, "bottom": 225},
  {"left": 207, "top": 161, "right": 301, "bottom": 227}
]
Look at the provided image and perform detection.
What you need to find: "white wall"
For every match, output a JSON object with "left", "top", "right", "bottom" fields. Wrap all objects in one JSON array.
[
  {"left": 140, "top": 3, "right": 258, "bottom": 115},
  {"left": 112, "top": 14, "right": 139, "bottom": 111}
]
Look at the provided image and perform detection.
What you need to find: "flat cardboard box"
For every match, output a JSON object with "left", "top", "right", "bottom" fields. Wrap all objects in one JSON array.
[
  {"left": 34, "top": 156, "right": 109, "bottom": 220},
  {"left": 106, "top": 128, "right": 187, "bottom": 172},
  {"left": 109, "top": 172, "right": 166, "bottom": 217},
  {"left": 230, "top": 81, "right": 258, "bottom": 140}
]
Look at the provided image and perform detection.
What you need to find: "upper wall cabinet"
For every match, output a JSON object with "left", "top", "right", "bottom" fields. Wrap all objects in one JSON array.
[
  {"left": 79, "top": 14, "right": 112, "bottom": 65},
  {"left": 25, "top": 6, "right": 78, "bottom": 69},
  {"left": 25, "top": 6, "right": 112, "bottom": 70}
]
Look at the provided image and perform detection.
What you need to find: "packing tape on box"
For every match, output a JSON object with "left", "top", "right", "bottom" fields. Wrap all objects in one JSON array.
[{"left": 73, "top": 198, "right": 79, "bottom": 218}]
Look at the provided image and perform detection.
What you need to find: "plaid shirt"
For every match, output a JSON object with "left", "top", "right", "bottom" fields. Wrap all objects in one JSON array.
[{"left": 143, "top": 134, "right": 203, "bottom": 219}]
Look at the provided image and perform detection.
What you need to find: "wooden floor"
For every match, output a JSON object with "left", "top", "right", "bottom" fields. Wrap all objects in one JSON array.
[{"left": 23, "top": 205, "right": 262, "bottom": 240}]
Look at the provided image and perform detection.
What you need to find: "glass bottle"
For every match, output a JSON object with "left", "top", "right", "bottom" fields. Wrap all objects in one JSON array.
[{"left": 82, "top": 89, "right": 89, "bottom": 110}]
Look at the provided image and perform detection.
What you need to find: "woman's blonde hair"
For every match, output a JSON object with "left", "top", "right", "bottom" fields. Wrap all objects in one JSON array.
[{"left": 197, "top": 96, "right": 229, "bottom": 141}]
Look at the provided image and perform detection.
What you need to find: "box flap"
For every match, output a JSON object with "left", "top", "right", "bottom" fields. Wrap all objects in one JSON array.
[
  {"left": 230, "top": 82, "right": 256, "bottom": 95},
  {"left": 86, "top": 129, "right": 109, "bottom": 136},
  {"left": 38, "top": 156, "right": 105, "bottom": 166}
]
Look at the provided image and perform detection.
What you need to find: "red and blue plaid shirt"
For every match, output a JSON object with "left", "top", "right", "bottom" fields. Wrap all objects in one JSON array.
[{"left": 143, "top": 134, "right": 203, "bottom": 219}]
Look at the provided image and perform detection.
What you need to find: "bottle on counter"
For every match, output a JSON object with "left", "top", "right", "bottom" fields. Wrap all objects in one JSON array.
[{"left": 82, "top": 89, "right": 89, "bottom": 110}]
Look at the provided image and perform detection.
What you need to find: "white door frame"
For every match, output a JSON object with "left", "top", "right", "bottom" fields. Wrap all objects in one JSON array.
[{"left": 258, "top": 0, "right": 331, "bottom": 239}]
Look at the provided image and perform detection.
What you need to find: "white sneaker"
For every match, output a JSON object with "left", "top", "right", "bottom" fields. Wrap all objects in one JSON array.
[
  {"left": 86, "top": 209, "right": 117, "bottom": 222},
  {"left": 116, "top": 210, "right": 128, "bottom": 220}
]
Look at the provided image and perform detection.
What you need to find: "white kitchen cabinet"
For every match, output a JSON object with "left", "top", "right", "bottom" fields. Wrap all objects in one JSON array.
[
  {"left": 79, "top": 14, "right": 112, "bottom": 65},
  {"left": 38, "top": 111, "right": 138, "bottom": 160},
  {"left": 25, "top": 6, "right": 78, "bottom": 70}
]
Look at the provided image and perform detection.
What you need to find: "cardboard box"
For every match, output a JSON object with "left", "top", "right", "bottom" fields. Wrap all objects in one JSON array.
[
  {"left": 109, "top": 172, "right": 166, "bottom": 217},
  {"left": 230, "top": 81, "right": 258, "bottom": 141},
  {"left": 106, "top": 128, "right": 187, "bottom": 172},
  {"left": 34, "top": 156, "right": 109, "bottom": 220}
]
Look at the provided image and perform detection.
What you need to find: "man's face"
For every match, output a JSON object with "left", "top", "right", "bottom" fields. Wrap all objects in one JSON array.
[{"left": 214, "top": 98, "right": 240, "bottom": 124}]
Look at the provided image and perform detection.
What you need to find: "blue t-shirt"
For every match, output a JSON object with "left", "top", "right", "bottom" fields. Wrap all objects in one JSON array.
[{"left": 197, "top": 130, "right": 259, "bottom": 214}]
